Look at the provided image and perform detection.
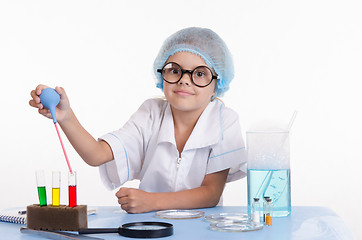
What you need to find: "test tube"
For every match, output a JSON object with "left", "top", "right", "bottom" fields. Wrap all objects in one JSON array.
[
  {"left": 68, "top": 171, "right": 77, "bottom": 207},
  {"left": 36, "top": 170, "right": 47, "bottom": 206},
  {"left": 52, "top": 171, "right": 61, "bottom": 207}
]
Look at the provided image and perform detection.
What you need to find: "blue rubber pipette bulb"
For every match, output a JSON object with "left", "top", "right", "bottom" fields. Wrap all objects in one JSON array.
[{"left": 39, "top": 88, "right": 60, "bottom": 123}]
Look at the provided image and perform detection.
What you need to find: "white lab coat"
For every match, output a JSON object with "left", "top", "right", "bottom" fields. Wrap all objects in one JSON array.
[{"left": 99, "top": 98, "right": 246, "bottom": 193}]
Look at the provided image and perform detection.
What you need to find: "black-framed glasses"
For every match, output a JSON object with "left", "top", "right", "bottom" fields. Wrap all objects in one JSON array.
[{"left": 157, "top": 62, "right": 218, "bottom": 88}]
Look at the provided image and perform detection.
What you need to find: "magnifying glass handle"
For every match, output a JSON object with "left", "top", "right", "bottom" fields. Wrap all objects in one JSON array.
[{"left": 79, "top": 228, "right": 119, "bottom": 234}]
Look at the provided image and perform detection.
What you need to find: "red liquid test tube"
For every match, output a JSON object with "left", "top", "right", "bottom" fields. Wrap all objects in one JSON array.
[{"left": 68, "top": 171, "right": 77, "bottom": 207}]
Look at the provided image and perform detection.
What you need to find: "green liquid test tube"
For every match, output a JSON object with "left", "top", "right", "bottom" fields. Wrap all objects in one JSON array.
[
  {"left": 37, "top": 186, "right": 47, "bottom": 206},
  {"left": 36, "top": 170, "right": 47, "bottom": 206}
]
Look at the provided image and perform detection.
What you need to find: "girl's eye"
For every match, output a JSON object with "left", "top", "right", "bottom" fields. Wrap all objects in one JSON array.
[
  {"left": 194, "top": 71, "right": 206, "bottom": 78},
  {"left": 170, "top": 68, "right": 180, "bottom": 74}
]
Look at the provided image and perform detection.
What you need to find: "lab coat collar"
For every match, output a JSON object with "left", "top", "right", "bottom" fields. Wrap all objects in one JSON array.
[
  {"left": 157, "top": 104, "right": 176, "bottom": 146},
  {"left": 157, "top": 100, "right": 223, "bottom": 150}
]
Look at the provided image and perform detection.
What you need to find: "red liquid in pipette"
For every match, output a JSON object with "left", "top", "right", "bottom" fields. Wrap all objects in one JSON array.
[
  {"left": 54, "top": 122, "right": 73, "bottom": 174},
  {"left": 68, "top": 185, "right": 77, "bottom": 207}
]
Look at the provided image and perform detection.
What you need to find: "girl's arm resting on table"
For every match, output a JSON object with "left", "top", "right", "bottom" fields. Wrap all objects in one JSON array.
[
  {"left": 116, "top": 169, "right": 229, "bottom": 213},
  {"left": 59, "top": 108, "right": 114, "bottom": 167}
]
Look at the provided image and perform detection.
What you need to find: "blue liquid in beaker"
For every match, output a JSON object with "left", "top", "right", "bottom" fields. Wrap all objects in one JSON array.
[{"left": 247, "top": 169, "right": 291, "bottom": 217}]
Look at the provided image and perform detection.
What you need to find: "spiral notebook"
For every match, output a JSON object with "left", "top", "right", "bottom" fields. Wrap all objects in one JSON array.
[{"left": 0, "top": 209, "right": 26, "bottom": 224}]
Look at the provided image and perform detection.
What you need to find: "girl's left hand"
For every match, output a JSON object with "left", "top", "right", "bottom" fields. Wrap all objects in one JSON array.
[{"left": 115, "top": 187, "right": 155, "bottom": 213}]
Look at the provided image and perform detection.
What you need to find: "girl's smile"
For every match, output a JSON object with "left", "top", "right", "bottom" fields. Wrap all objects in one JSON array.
[{"left": 174, "top": 89, "right": 195, "bottom": 96}]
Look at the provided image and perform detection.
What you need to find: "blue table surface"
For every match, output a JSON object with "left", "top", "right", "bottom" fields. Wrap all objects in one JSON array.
[{"left": 0, "top": 206, "right": 355, "bottom": 240}]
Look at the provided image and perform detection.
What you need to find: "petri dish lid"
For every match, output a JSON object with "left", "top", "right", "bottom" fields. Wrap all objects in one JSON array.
[
  {"left": 205, "top": 213, "right": 249, "bottom": 223},
  {"left": 155, "top": 210, "right": 205, "bottom": 219},
  {"left": 209, "top": 221, "right": 263, "bottom": 232}
]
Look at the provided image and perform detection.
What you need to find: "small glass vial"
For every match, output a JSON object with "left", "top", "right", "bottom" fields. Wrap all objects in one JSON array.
[
  {"left": 265, "top": 198, "right": 273, "bottom": 226},
  {"left": 68, "top": 171, "right": 77, "bottom": 207},
  {"left": 252, "top": 198, "right": 261, "bottom": 224},
  {"left": 263, "top": 196, "right": 270, "bottom": 223},
  {"left": 52, "top": 171, "right": 61, "bottom": 207},
  {"left": 36, "top": 170, "right": 47, "bottom": 206}
]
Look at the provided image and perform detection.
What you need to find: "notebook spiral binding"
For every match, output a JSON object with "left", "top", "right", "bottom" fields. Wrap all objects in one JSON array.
[{"left": 0, "top": 211, "right": 26, "bottom": 224}]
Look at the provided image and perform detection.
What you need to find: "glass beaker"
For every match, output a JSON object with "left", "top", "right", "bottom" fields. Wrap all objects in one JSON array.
[{"left": 246, "top": 131, "right": 291, "bottom": 217}]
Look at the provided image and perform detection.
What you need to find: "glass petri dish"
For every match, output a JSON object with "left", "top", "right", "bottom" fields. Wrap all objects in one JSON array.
[
  {"left": 155, "top": 210, "right": 205, "bottom": 219},
  {"left": 205, "top": 213, "right": 249, "bottom": 223},
  {"left": 209, "top": 221, "right": 263, "bottom": 232}
]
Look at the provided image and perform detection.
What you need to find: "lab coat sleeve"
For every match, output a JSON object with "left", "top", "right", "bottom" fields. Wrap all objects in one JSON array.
[
  {"left": 207, "top": 108, "right": 247, "bottom": 182},
  {"left": 98, "top": 99, "right": 156, "bottom": 190}
]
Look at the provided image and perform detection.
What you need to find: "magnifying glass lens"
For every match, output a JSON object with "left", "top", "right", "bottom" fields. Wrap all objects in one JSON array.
[{"left": 126, "top": 225, "right": 167, "bottom": 230}]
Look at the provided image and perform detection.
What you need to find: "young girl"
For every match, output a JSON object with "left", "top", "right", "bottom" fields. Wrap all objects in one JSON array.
[{"left": 29, "top": 27, "right": 246, "bottom": 213}]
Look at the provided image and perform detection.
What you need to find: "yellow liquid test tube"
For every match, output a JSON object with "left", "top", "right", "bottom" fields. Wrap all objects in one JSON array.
[
  {"left": 52, "top": 171, "right": 61, "bottom": 207},
  {"left": 52, "top": 188, "right": 60, "bottom": 206}
]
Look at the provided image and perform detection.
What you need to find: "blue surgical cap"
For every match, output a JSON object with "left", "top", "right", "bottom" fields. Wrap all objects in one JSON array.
[{"left": 153, "top": 27, "right": 234, "bottom": 97}]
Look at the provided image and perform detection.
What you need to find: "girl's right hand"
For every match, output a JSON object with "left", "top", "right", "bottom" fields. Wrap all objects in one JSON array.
[{"left": 29, "top": 84, "right": 71, "bottom": 123}]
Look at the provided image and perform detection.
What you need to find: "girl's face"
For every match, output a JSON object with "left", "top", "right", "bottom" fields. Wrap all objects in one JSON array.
[{"left": 163, "top": 52, "right": 216, "bottom": 114}]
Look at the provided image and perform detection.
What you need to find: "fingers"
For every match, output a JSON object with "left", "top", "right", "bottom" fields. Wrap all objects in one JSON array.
[
  {"left": 118, "top": 196, "right": 128, "bottom": 205},
  {"left": 35, "top": 84, "right": 50, "bottom": 96},
  {"left": 29, "top": 84, "right": 50, "bottom": 109},
  {"left": 29, "top": 98, "right": 43, "bottom": 109},
  {"left": 120, "top": 203, "right": 131, "bottom": 212},
  {"left": 54, "top": 86, "right": 64, "bottom": 98},
  {"left": 116, "top": 189, "right": 129, "bottom": 203},
  {"left": 38, "top": 109, "right": 52, "bottom": 119},
  {"left": 29, "top": 91, "right": 43, "bottom": 109},
  {"left": 115, "top": 188, "right": 136, "bottom": 213},
  {"left": 55, "top": 86, "right": 69, "bottom": 103},
  {"left": 54, "top": 86, "right": 64, "bottom": 95},
  {"left": 116, "top": 188, "right": 130, "bottom": 212},
  {"left": 116, "top": 187, "right": 132, "bottom": 197},
  {"left": 116, "top": 188, "right": 128, "bottom": 203},
  {"left": 118, "top": 197, "right": 131, "bottom": 213}
]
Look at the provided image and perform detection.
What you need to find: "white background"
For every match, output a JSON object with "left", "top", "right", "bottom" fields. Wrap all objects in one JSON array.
[{"left": 0, "top": 0, "right": 361, "bottom": 239}]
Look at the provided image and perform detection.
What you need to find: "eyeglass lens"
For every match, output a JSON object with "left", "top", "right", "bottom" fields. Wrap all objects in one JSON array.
[{"left": 161, "top": 62, "right": 213, "bottom": 87}]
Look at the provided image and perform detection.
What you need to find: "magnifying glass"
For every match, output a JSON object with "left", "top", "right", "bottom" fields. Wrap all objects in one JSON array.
[{"left": 79, "top": 221, "right": 173, "bottom": 238}]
